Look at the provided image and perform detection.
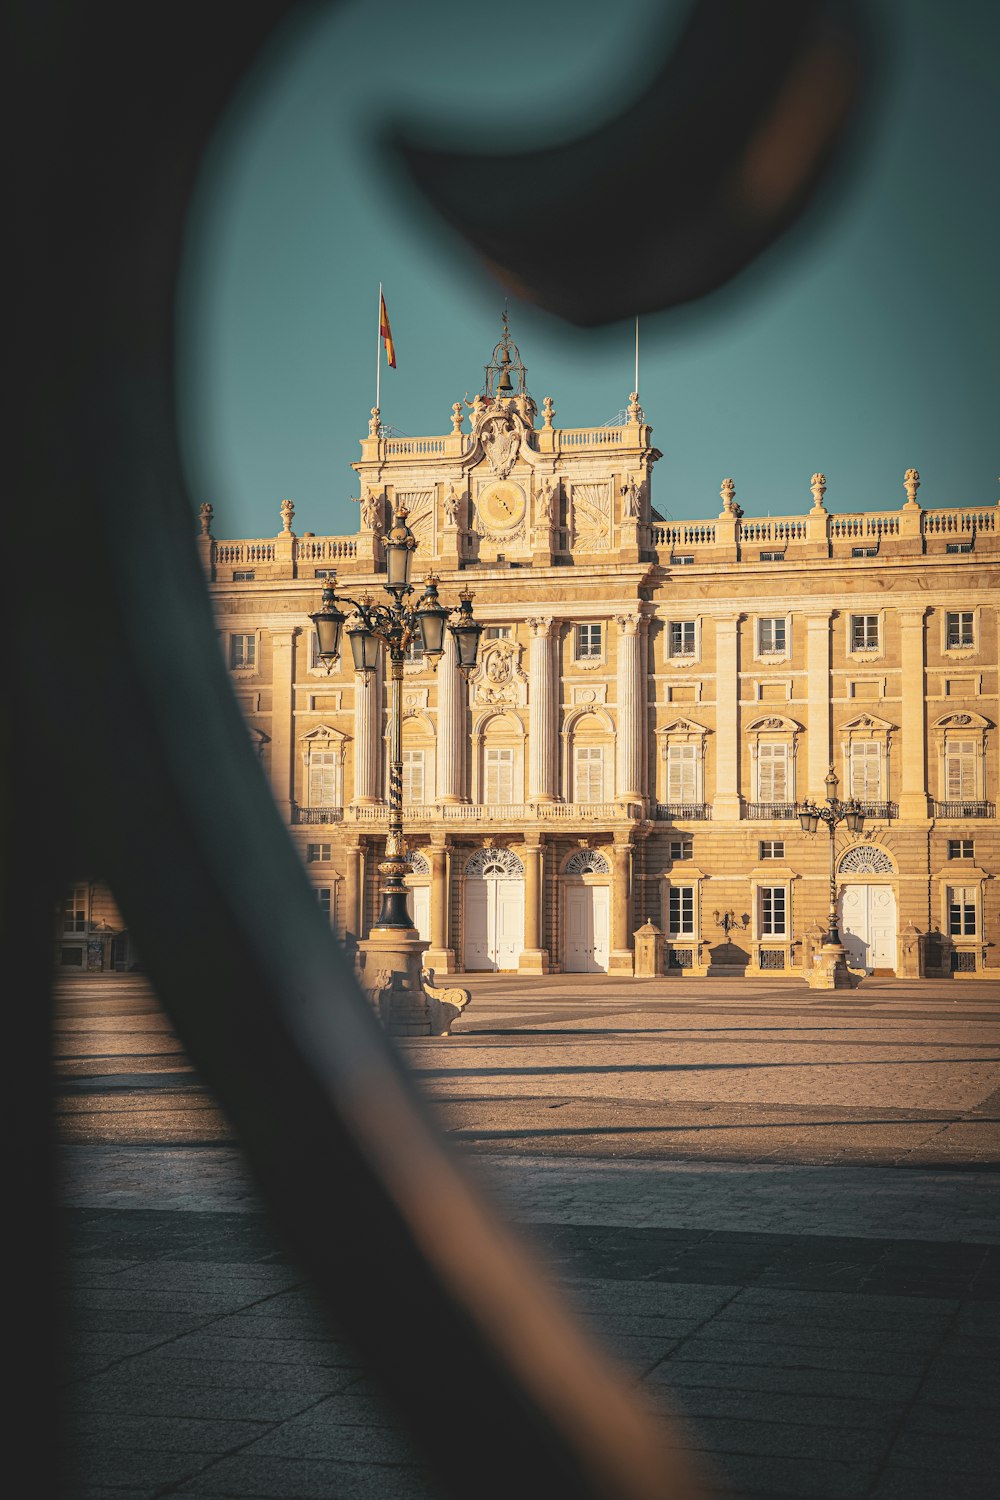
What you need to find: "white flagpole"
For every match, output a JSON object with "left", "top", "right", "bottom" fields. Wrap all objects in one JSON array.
[
  {"left": 634, "top": 315, "right": 639, "bottom": 396},
  {"left": 375, "top": 282, "right": 383, "bottom": 419}
]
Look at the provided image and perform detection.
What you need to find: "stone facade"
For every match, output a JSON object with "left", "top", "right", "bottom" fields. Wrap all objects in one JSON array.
[{"left": 64, "top": 334, "right": 1000, "bottom": 980}]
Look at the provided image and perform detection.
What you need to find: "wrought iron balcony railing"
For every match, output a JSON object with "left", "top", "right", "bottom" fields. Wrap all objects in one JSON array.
[
  {"left": 292, "top": 804, "right": 345, "bottom": 824},
  {"left": 655, "top": 802, "right": 712, "bottom": 821},
  {"left": 746, "top": 802, "right": 798, "bottom": 820},
  {"left": 932, "top": 800, "right": 995, "bottom": 819},
  {"left": 853, "top": 800, "right": 898, "bottom": 819}
]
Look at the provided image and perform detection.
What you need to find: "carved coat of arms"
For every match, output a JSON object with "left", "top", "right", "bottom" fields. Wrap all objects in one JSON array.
[{"left": 481, "top": 413, "right": 520, "bottom": 479}]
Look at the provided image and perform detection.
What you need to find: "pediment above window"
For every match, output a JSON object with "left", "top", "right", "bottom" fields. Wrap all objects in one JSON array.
[
  {"left": 299, "top": 724, "right": 350, "bottom": 747},
  {"left": 932, "top": 711, "right": 991, "bottom": 731},
  {"left": 746, "top": 715, "right": 802, "bottom": 736},
  {"left": 839, "top": 712, "right": 895, "bottom": 736},
  {"left": 658, "top": 716, "right": 710, "bottom": 741}
]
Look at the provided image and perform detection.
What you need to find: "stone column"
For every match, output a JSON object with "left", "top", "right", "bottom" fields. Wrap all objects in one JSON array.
[
  {"left": 615, "top": 613, "right": 644, "bottom": 802},
  {"left": 352, "top": 653, "right": 383, "bottom": 804},
  {"left": 518, "top": 838, "right": 550, "bottom": 973},
  {"left": 713, "top": 616, "right": 742, "bottom": 821},
  {"left": 527, "top": 618, "right": 557, "bottom": 802},
  {"left": 424, "top": 838, "right": 455, "bottom": 974},
  {"left": 900, "top": 607, "right": 930, "bottom": 819},
  {"left": 608, "top": 841, "right": 634, "bottom": 974},
  {"left": 343, "top": 842, "right": 364, "bottom": 949},
  {"left": 268, "top": 627, "right": 298, "bottom": 823},
  {"left": 806, "top": 612, "right": 833, "bottom": 800},
  {"left": 436, "top": 630, "right": 465, "bottom": 803}
]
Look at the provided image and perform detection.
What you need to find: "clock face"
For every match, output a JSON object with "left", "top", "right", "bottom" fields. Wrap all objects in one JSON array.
[{"left": 477, "top": 480, "right": 526, "bottom": 533}]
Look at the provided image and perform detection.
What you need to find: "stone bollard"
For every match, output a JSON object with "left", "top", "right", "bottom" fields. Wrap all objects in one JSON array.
[
  {"left": 633, "top": 920, "right": 664, "bottom": 978},
  {"left": 897, "top": 921, "right": 924, "bottom": 979}
]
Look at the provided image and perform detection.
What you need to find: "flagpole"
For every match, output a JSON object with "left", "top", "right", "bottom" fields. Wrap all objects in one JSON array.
[
  {"left": 376, "top": 282, "right": 382, "bottom": 421},
  {"left": 634, "top": 315, "right": 639, "bottom": 396}
]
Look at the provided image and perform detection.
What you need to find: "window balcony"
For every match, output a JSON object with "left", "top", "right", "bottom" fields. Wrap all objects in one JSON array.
[
  {"left": 746, "top": 803, "right": 798, "bottom": 820},
  {"left": 932, "top": 800, "right": 995, "bottom": 819},
  {"left": 292, "top": 804, "right": 345, "bottom": 824},
  {"left": 655, "top": 802, "right": 712, "bottom": 821},
  {"left": 854, "top": 801, "right": 898, "bottom": 819}
]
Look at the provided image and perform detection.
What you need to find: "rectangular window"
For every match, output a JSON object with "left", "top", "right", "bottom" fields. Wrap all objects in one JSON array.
[
  {"left": 317, "top": 888, "right": 332, "bottom": 921},
  {"left": 946, "top": 612, "right": 975, "bottom": 649},
  {"left": 402, "top": 749, "right": 425, "bottom": 804},
  {"left": 947, "top": 886, "right": 976, "bottom": 936},
  {"left": 669, "top": 838, "right": 693, "bottom": 861},
  {"left": 852, "top": 546, "right": 878, "bottom": 558},
  {"left": 230, "top": 633, "right": 256, "bottom": 669},
  {"left": 405, "top": 634, "right": 424, "bottom": 663},
  {"left": 945, "top": 741, "right": 977, "bottom": 800},
  {"left": 232, "top": 570, "right": 256, "bottom": 582},
  {"left": 757, "top": 742, "right": 789, "bottom": 802},
  {"left": 574, "top": 745, "right": 605, "bottom": 804},
  {"left": 63, "top": 885, "right": 88, "bottom": 934},
  {"left": 306, "top": 843, "right": 332, "bottom": 863},
  {"left": 484, "top": 625, "right": 512, "bottom": 640},
  {"left": 760, "top": 551, "right": 785, "bottom": 563},
  {"left": 851, "top": 615, "right": 879, "bottom": 651},
  {"left": 946, "top": 541, "right": 973, "bottom": 554},
  {"left": 760, "top": 886, "right": 787, "bottom": 937},
  {"left": 668, "top": 886, "right": 696, "bottom": 937},
  {"left": 948, "top": 838, "right": 974, "bottom": 860},
  {"left": 575, "top": 623, "right": 602, "bottom": 660},
  {"left": 759, "top": 840, "right": 785, "bottom": 860},
  {"left": 484, "top": 747, "right": 514, "bottom": 805},
  {"left": 758, "top": 618, "right": 786, "bottom": 654},
  {"left": 307, "top": 750, "right": 338, "bottom": 807},
  {"left": 669, "top": 620, "right": 696, "bottom": 656},
  {"left": 671, "top": 554, "right": 695, "bottom": 566},
  {"left": 666, "top": 743, "right": 698, "bottom": 803},
  {"left": 850, "top": 741, "right": 881, "bottom": 800}
]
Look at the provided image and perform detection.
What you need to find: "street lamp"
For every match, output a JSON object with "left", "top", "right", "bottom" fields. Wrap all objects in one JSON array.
[
  {"left": 310, "top": 509, "right": 482, "bottom": 1033},
  {"left": 797, "top": 764, "right": 865, "bottom": 971}
]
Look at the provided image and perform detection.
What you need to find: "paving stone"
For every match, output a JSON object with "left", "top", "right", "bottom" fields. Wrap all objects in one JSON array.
[
  {"left": 69, "top": 1412, "right": 268, "bottom": 1454},
  {"left": 646, "top": 1360, "right": 921, "bottom": 1403},
  {"left": 180, "top": 1455, "right": 437, "bottom": 1498}
]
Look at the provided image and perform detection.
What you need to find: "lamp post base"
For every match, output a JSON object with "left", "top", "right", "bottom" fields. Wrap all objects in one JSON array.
[
  {"left": 356, "top": 929, "right": 471, "bottom": 1036},
  {"left": 805, "top": 941, "right": 862, "bottom": 990}
]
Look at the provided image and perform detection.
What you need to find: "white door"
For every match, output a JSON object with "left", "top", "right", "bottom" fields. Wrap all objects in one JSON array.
[
  {"left": 840, "top": 884, "right": 897, "bottom": 972},
  {"left": 464, "top": 876, "right": 524, "bottom": 970},
  {"left": 405, "top": 886, "right": 431, "bottom": 943},
  {"left": 565, "top": 886, "right": 610, "bottom": 972}
]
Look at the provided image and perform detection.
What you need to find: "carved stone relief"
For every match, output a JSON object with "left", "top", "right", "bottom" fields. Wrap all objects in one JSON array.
[{"left": 570, "top": 483, "right": 611, "bottom": 551}]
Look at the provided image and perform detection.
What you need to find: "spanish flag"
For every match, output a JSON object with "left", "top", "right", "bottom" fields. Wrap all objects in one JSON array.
[{"left": 379, "top": 292, "right": 396, "bottom": 369}]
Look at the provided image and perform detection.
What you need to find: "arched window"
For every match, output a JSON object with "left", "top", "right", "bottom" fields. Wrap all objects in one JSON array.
[
  {"left": 563, "top": 848, "right": 610, "bottom": 877},
  {"left": 838, "top": 846, "right": 894, "bottom": 876},
  {"left": 465, "top": 847, "right": 525, "bottom": 879},
  {"left": 563, "top": 709, "right": 615, "bottom": 805}
]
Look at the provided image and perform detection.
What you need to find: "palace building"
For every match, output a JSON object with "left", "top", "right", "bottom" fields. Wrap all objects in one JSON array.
[{"left": 62, "top": 322, "right": 999, "bottom": 980}]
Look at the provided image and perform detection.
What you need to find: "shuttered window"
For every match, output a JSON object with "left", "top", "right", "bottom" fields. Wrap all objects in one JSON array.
[
  {"left": 229, "top": 634, "right": 255, "bottom": 669},
  {"left": 484, "top": 747, "right": 514, "bottom": 805},
  {"left": 757, "top": 743, "right": 789, "bottom": 802},
  {"left": 402, "top": 750, "right": 425, "bottom": 804},
  {"left": 574, "top": 746, "right": 605, "bottom": 804},
  {"left": 307, "top": 750, "right": 338, "bottom": 806},
  {"left": 945, "top": 741, "right": 977, "bottom": 800},
  {"left": 850, "top": 741, "right": 881, "bottom": 800},
  {"left": 666, "top": 743, "right": 698, "bottom": 803}
]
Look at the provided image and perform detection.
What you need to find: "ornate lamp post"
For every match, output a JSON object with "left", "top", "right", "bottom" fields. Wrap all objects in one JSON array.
[
  {"left": 797, "top": 764, "right": 865, "bottom": 988},
  {"left": 310, "top": 505, "right": 482, "bottom": 1034}
]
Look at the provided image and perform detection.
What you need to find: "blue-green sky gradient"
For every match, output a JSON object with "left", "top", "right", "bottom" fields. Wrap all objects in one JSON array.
[{"left": 177, "top": 0, "right": 1000, "bottom": 538}]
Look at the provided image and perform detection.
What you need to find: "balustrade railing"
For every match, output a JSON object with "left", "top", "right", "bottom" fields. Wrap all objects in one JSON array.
[
  {"left": 932, "top": 800, "right": 995, "bottom": 819},
  {"left": 560, "top": 426, "right": 626, "bottom": 447},
  {"left": 924, "top": 508, "right": 996, "bottom": 534},
  {"left": 294, "top": 537, "right": 358, "bottom": 562},
  {"left": 216, "top": 541, "right": 276, "bottom": 564},
  {"left": 343, "top": 800, "right": 642, "bottom": 823},
  {"left": 382, "top": 436, "right": 446, "bottom": 456}
]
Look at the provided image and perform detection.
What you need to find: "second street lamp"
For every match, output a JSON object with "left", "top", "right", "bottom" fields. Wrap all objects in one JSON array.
[
  {"left": 797, "top": 764, "right": 865, "bottom": 988},
  {"left": 311, "top": 506, "right": 482, "bottom": 1033}
]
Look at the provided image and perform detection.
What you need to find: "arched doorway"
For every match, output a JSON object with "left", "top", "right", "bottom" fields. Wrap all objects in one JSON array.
[
  {"left": 562, "top": 848, "right": 611, "bottom": 972},
  {"left": 404, "top": 851, "right": 432, "bottom": 944},
  {"left": 838, "top": 846, "right": 897, "bottom": 973},
  {"left": 463, "top": 847, "right": 525, "bottom": 971}
]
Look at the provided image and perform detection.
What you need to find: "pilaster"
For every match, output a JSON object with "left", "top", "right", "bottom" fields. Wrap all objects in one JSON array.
[
  {"left": 614, "top": 613, "right": 645, "bottom": 802},
  {"left": 352, "top": 653, "right": 383, "bottom": 804},
  {"left": 608, "top": 841, "right": 634, "bottom": 974},
  {"left": 424, "top": 839, "right": 456, "bottom": 974},
  {"left": 518, "top": 838, "right": 550, "bottom": 973},
  {"left": 712, "top": 616, "right": 742, "bottom": 821},
  {"left": 268, "top": 627, "right": 298, "bottom": 822},
  {"left": 527, "top": 618, "right": 557, "bottom": 802},
  {"left": 900, "top": 606, "right": 930, "bottom": 818},
  {"left": 806, "top": 612, "right": 833, "bottom": 800}
]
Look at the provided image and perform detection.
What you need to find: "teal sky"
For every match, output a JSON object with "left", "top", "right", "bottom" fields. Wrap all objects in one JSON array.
[{"left": 178, "top": 0, "right": 1000, "bottom": 539}]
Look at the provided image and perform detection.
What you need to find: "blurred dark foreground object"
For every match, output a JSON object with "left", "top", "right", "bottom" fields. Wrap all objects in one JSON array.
[
  {"left": 391, "top": 0, "right": 872, "bottom": 325},
  {"left": 7, "top": 1, "right": 870, "bottom": 1495}
]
